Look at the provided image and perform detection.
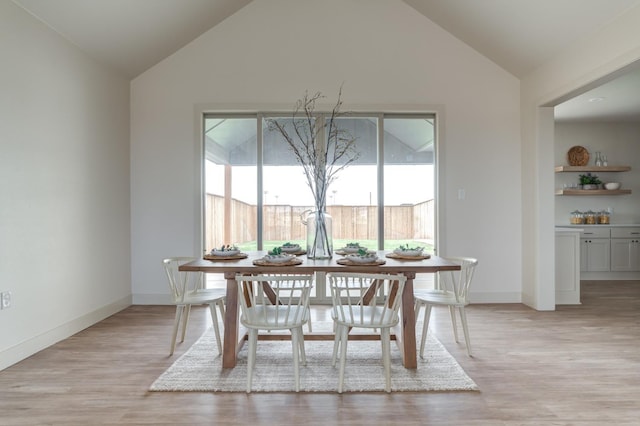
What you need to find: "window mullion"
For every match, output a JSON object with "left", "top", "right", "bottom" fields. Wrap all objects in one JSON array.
[
  {"left": 257, "top": 114, "right": 264, "bottom": 250},
  {"left": 377, "top": 115, "right": 384, "bottom": 250}
]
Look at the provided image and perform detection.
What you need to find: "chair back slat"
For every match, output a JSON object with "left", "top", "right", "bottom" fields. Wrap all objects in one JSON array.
[
  {"left": 235, "top": 274, "right": 313, "bottom": 330},
  {"left": 438, "top": 257, "right": 478, "bottom": 304},
  {"left": 162, "top": 257, "right": 203, "bottom": 303}
]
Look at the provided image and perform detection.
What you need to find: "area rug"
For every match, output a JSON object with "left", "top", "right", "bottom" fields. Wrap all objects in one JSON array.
[{"left": 150, "top": 322, "right": 478, "bottom": 393}]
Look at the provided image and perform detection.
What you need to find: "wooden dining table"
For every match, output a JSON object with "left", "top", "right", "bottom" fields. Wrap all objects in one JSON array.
[{"left": 179, "top": 251, "right": 460, "bottom": 369}]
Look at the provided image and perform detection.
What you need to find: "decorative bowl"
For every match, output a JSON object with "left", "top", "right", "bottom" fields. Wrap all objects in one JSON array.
[
  {"left": 346, "top": 253, "right": 378, "bottom": 263},
  {"left": 604, "top": 182, "right": 621, "bottom": 190},
  {"left": 262, "top": 254, "right": 295, "bottom": 264},
  {"left": 210, "top": 249, "right": 240, "bottom": 256},
  {"left": 393, "top": 248, "right": 424, "bottom": 257},
  {"left": 341, "top": 244, "right": 363, "bottom": 253},
  {"left": 280, "top": 243, "right": 301, "bottom": 253}
]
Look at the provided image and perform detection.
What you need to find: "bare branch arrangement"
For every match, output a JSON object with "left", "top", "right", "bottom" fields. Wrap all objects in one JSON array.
[
  {"left": 266, "top": 87, "right": 360, "bottom": 212},
  {"left": 265, "top": 87, "right": 359, "bottom": 258}
]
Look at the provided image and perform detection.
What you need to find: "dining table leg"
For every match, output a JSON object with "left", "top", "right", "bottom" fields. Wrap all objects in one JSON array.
[
  {"left": 222, "top": 272, "right": 239, "bottom": 368},
  {"left": 398, "top": 272, "right": 417, "bottom": 368}
]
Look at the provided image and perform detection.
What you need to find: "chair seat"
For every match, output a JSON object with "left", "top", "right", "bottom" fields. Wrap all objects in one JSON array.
[
  {"left": 333, "top": 306, "right": 400, "bottom": 329},
  {"left": 414, "top": 291, "right": 466, "bottom": 307},
  {"left": 413, "top": 288, "right": 448, "bottom": 297},
  {"left": 179, "top": 288, "right": 226, "bottom": 305},
  {"left": 241, "top": 305, "right": 309, "bottom": 330}
]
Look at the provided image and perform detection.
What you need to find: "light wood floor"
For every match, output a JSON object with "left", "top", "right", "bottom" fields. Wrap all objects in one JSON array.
[{"left": 1, "top": 281, "right": 639, "bottom": 425}]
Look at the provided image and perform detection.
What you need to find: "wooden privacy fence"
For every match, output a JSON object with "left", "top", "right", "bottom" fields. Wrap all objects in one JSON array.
[{"left": 205, "top": 194, "right": 434, "bottom": 249}]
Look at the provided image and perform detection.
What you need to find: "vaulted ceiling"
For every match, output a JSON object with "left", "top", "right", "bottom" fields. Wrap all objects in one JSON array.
[{"left": 12, "top": 0, "right": 640, "bottom": 121}]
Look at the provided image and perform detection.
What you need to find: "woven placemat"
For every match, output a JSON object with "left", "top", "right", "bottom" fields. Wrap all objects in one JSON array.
[
  {"left": 203, "top": 253, "right": 248, "bottom": 261},
  {"left": 337, "top": 258, "right": 386, "bottom": 266},
  {"left": 385, "top": 253, "right": 431, "bottom": 260}
]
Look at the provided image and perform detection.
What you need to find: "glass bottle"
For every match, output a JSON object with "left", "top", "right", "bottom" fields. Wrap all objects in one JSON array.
[
  {"left": 602, "top": 155, "right": 608, "bottom": 167},
  {"left": 595, "top": 152, "right": 602, "bottom": 167}
]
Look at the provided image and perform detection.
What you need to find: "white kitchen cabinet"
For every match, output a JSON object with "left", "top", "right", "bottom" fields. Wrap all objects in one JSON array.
[
  {"left": 610, "top": 227, "right": 640, "bottom": 271},
  {"left": 580, "top": 228, "right": 610, "bottom": 272},
  {"left": 557, "top": 225, "right": 640, "bottom": 280}
]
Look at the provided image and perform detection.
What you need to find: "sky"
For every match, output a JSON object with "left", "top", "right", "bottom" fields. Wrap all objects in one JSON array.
[{"left": 206, "top": 163, "right": 434, "bottom": 206}]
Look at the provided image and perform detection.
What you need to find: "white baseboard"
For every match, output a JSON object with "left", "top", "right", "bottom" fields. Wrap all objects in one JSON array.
[
  {"left": 132, "top": 293, "right": 172, "bottom": 305},
  {"left": 0, "top": 296, "right": 131, "bottom": 371},
  {"left": 468, "top": 291, "right": 522, "bottom": 304}
]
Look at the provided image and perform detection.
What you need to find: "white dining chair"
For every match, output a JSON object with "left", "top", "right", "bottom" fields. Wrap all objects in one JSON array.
[
  {"left": 162, "top": 257, "right": 226, "bottom": 356},
  {"left": 327, "top": 272, "right": 407, "bottom": 393},
  {"left": 414, "top": 257, "right": 478, "bottom": 357},
  {"left": 235, "top": 273, "right": 314, "bottom": 393}
]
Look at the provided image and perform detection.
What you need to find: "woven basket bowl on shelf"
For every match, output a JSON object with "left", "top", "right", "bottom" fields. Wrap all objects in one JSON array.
[{"left": 567, "top": 146, "right": 589, "bottom": 166}]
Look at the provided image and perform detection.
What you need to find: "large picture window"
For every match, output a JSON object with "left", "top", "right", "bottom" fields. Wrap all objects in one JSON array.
[{"left": 203, "top": 112, "right": 436, "bottom": 298}]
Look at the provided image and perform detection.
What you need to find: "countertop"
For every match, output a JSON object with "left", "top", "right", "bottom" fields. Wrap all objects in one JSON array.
[
  {"left": 556, "top": 224, "right": 640, "bottom": 229},
  {"left": 556, "top": 227, "right": 583, "bottom": 232}
]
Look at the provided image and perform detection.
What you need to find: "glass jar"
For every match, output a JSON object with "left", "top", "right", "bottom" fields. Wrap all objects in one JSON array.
[
  {"left": 570, "top": 210, "right": 584, "bottom": 224},
  {"left": 597, "top": 210, "right": 610, "bottom": 224},
  {"left": 584, "top": 210, "right": 597, "bottom": 225}
]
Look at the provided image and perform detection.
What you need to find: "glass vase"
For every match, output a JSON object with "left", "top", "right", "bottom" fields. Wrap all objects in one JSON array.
[{"left": 305, "top": 210, "right": 333, "bottom": 259}]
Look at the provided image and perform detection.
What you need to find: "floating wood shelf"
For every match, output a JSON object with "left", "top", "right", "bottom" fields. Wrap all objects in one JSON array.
[
  {"left": 555, "top": 165, "right": 632, "bottom": 195},
  {"left": 555, "top": 166, "right": 631, "bottom": 172},
  {"left": 555, "top": 189, "right": 632, "bottom": 196}
]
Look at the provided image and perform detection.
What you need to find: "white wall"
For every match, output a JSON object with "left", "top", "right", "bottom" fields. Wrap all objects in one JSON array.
[
  {"left": 131, "top": 0, "right": 522, "bottom": 304},
  {"left": 521, "top": 5, "right": 640, "bottom": 309},
  {"left": 555, "top": 122, "right": 640, "bottom": 225},
  {"left": 0, "top": 2, "right": 131, "bottom": 370}
]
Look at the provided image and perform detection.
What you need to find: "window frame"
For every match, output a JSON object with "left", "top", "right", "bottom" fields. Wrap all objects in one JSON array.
[{"left": 201, "top": 111, "right": 438, "bottom": 301}]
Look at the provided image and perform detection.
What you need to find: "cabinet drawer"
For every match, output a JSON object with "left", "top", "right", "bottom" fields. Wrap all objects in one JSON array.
[
  {"left": 580, "top": 228, "right": 610, "bottom": 239},
  {"left": 611, "top": 227, "right": 640, "bottom": 239}
]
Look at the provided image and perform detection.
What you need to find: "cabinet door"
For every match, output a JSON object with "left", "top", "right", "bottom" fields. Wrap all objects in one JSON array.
[
  {"left": 611, "top": 238, "right": 640, "bottom": 271},
  {"left": 580, "top": 239, "right": 610, "bottom": 271}
]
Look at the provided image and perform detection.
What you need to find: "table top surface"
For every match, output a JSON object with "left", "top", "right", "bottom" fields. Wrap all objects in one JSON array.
[{"left": 180, "top": 251, "right": 460, "bottom": 275}]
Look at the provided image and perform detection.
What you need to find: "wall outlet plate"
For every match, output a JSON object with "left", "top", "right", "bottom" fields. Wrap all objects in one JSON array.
[{"left": 1, "top": 291, "right": 11, "bottom": 309}]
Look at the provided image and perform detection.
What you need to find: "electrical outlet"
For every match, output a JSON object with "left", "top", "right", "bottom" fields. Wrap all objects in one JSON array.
[{"left": 1, "top": 291, "right": 11, "bottom": 309}]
